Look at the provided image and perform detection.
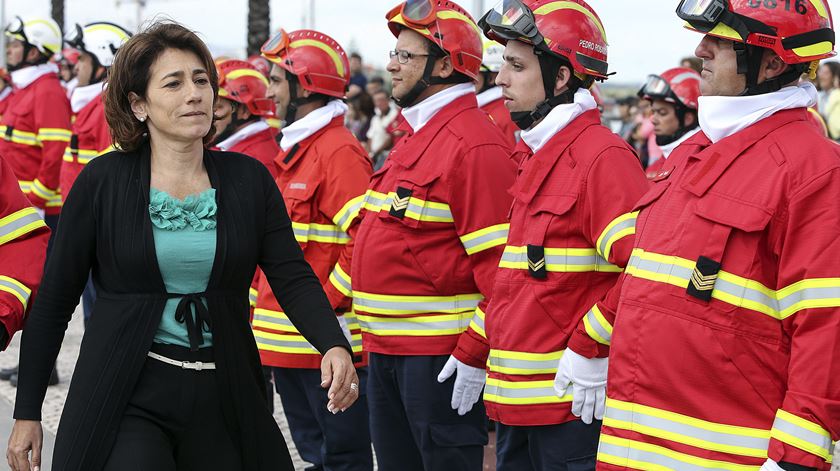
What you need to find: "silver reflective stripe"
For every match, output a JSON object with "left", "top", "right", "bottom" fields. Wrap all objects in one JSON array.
[
  {"left": 353, "top": 297, "right": 480, "bottom": 312},
  {"left": 364, "top": 192, "right": 388, "bottom": 209},
  {"left": 0, "top": 278, "right": 29, "bottom": 306},
  {"left": 0, "top": 210, "right": 42, "bottom": 245},
  {"left": 335, "top": 199, "right": 364, "bottom": 231},
  {"left": 501, "top": 249, "right": 615, "bottom": 270},
  {"left": 585, "top": 308, "right": 612, "bottom": 344},
  {"left": 772, "top": 414, "right": 833, "bottom": 457},
  {"left": 598, "top": 439, "right": 739, "bottom": 471},
  {"left": 488, "top": 356, "right": 558, "bottom": 374},
  {"left": 484, "top": 382, "right": 556, "bottom": 399},
  {"left": 777, "top": 286, "right": 840, "bottom": 313},
  {"left": 256, "top": 335, "right": 318, "bottom": 352},
  {"left": 358, "top": 317, "right": 466, "bottom": 333},
  {"left": 470, "top": 311, "right": 485, "bottom": 332},
  {"left": 462, "top": 227, "right": 509, "bottom": 252},
  {"left": 249, "top": 292, "right": 257, "bottom": 305},
  {"left": 253, "top": 313, "right": 297, "bottom": 331},
  {"left": 365, "top": 192, "right": 453, "bottom": 221},
  {"left": 330, "top": 268, "right": 352, "bottom": 293},
  {"left": 598, "top": 216, "right": 636, "bottom": 259},
  {"left": 292, "top": 224, "right": 350, "bottom": 243},
  {"left": 605, "top": 404, "right": 769, "bottom": 454}
]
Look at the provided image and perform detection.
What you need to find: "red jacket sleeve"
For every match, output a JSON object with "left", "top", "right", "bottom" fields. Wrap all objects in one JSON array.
[
  {"left": 450, "top": 142, "right": 517, "bottom": 368},
  {"left": 568, "top": 146, "right": 648, "bottom": 358},
  {"left": 766, "top": 168, "right": 840, "bottom": 469},
  {"left": 30, "top": 84, "right": 72, "bottom": 211},
  {"left": 319, "top": 144, "right": 373, "bottom": 311},
  {"left": 0, "top": 157, "right": 49, "bottom": 344}
]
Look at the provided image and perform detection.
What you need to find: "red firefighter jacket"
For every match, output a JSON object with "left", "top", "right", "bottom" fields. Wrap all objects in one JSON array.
[
  {"left": 351, "top": 93, "right": 515, "bottom": 357},
  {"left": 481, "top": 96, "right": 518, "bottom": 147},
  {"left": 452, "top": 109, "right": 648, "bottom": 426},
  {"left": 0, "top": 72, "right": 72, "bottom": 215},
  {"left": 253, "top": 117, "right": 371, "bottom": 369},
  {"left": 60, "top": 94, "right": 112, "bottom": 196},
  {"left": 0, "top": 156, "right": 49, "bottom": 344},
  {"left": 577, "top": 109, "right": 840, "bottom": 471}
]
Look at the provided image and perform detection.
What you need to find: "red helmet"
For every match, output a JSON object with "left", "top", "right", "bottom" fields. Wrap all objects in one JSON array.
[
  {"left": 677, "top": 0, "right": 835, "bottom": 65},
  {"left": 639, "top": 67, "right": 701, "bottom": 110},
  {"left": 260, "top": 29, "right": 350, "bottom": 98},
  {"left": 246, "top": 54, "right": 271, "bottom": 78},
  {"left": 479, "top": 0, "right": 609, "bottom": 80},
  {"left": 386, "top": 0, "right": 483, "bottom": 80},
  {"left": 60, "top": 48, "right": 80, "bottom": 65},
  {"left": 216, "top": 59, "right": 275, "bottom": 117}
]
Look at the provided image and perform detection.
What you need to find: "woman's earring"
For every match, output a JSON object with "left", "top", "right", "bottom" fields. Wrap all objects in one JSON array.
[{"left": 138, "top": 115, "right": 146, "bottom": 123}]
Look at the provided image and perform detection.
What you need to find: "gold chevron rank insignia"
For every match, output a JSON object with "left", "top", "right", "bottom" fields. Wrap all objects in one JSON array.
[
  {"left": 527, "top": 245, "right": 547, "bottom": 279},
  {"left": 389, "top": 186, "right": 412, "bottom": 219},
  {"left": 686, "top": 255, "right": 721, "bottom": 302}
]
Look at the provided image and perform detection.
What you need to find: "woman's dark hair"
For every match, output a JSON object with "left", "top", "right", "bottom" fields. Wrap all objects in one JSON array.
[{"left": 104, "top": 21, "right": 219, "bottom": 152}]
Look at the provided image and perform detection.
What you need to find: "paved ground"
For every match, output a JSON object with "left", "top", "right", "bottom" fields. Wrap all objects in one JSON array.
[{"left": 0, "top": 305, "right": 830, "bottom": 470}]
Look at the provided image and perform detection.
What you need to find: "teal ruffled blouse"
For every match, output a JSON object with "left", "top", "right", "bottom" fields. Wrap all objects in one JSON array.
[{"left": 149, "top": 188, "right": 217, "bottom": 348}]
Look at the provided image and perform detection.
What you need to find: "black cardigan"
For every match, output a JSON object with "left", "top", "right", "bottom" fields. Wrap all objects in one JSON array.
[{"left": 13, "top": 145, "right": 351, "bottom": 470}]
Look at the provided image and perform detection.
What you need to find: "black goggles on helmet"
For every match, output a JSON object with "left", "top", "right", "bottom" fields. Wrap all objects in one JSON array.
[
  {"left": 638, "top": 74, "right": 673, "bottom": 100},
  {"left": 64, "top": 24, "right": 86, "bottom": 52},
  {"left": 478, "top": 0, "right": 543, "bottom": 47},
  {"left": 5, "top": 17, "right": 28, "bottom": 44}
]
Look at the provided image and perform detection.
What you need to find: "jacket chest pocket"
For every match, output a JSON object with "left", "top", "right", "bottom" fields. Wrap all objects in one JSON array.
[
  {"left": 378, "top": 172, "right": 446, "bottom": 230},
  {"left": 284, "top": 180, "right": 320, "bottom": 247},
  {"left": 507, "top": 193, "right": 578, "bottom": 281},
  {"left": 676, "top": 192, "right": 773, "bottom": 313}
]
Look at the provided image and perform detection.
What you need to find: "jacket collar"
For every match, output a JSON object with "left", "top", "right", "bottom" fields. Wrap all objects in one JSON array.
[
  {"left": 476, "top": 86, "right": 504, "bottom": 108},
  {"left": 216, "top": 120, "right": 270, "bottom": 151},
  {"left": 71, "top": 82, "right": 104, "bottom": 113},
  {"left": 275, "top": 116, "right": 344, "bottom": 171},
  {"left": 683, "top": 108, "right": 807, "bottom": 197},
  {"left": 388, "top": 93, "right": 479, "bottom": 170},
  {"left": 11, "top": 63, "right": 59, "bottom": 90},
  {"left": 401, "top": 82, "right": 475, "bottom": 133},
  {"left": 512, "top": 109, "right": 603, "bottom": 164}
]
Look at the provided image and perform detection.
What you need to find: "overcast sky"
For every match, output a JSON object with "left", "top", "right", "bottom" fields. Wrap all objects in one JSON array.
[{"left": 3, "top": 0, "right": 727, "bottom": 85}]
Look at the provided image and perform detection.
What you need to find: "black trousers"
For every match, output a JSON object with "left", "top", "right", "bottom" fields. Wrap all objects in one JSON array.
[
  {"left": 102, "top": 344, "right": 242, "bottom": 471},
  {"left": 496, "top": 420, "right": 601, "bottom": 471}
]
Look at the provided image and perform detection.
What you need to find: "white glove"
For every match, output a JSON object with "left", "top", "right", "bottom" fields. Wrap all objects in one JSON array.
[
  {"left": 336, "top": 315, "right": 352, "bottom": 344},
  {"left": 437, "top": 355, "right": 486, "bottom": 416},
  {"left": 553, "top": 348, "right": 608, "bottom": 424},
  {"left": 759, "top": 459, "right": 786, "bottom": 471}
]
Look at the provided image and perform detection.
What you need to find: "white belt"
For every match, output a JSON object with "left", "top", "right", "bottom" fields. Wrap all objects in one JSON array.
[{"left": 147, "top": 351, "right": 216, "bottom": 371}]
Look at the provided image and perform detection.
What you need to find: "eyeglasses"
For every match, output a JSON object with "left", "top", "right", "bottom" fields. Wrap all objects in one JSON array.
[{"left": 389, "top": 49, "right": 430, "bottom": 64}]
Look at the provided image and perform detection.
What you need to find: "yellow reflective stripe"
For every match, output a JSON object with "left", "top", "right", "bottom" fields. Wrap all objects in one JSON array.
[
  {"left": 468, "top": 306, "right": 486, "bottom": 338},
  {"left": 254, "top": 328, "right": 319, "bottom": 354},
  {"left": 436, "top": 10, "right": 481, "bottom": 36},
  {"left": 18, "top": 181, "right": 32, "bottom": 193},
  {"left": 583, "top": 304, "right": 612, "bottom": 346},
  {"left": 248, "top": 287, "right": 258, "bottom": 308},
  {"left": 291, "top": 221, "right": 350, "bottom": 244},
  {"left": 362, "top": 189, "right": 454, "bottom": 223},
  {"left": 533, "top": 1, "right": 608, "bottom": 43},
  {"left": 333, "top": 194, "right": 366, "bottom": 232},
  {"left": 343, "top": 311, "right": 364, "bottom": 354},
  {"left": 499, "top": 246, "right": 621, "bottom": 273},
  {"left": 487, "top": 349, "right": 562, "bottom": 375},
  {"left": 328, "top": 264, "right": 352, "bottom": 297},
  {"left": 484, "top": 377, "right": 572, "bottom": 405},
  {"left": 289, "top": 39, "right": 345, "bottom": 76},
  {"left": 706, "top": 22, "right": 744, "bottom": 41},
  {"left": 389, "top": 14, "right": 432, "bottom": 35},
  {"left": 352, "top": 291, "right": 482, "bottom": 315},
  {"left": 596, "top": 211, "right": 638, "bottom": 261},
  {"left": 809, "top": 0, "right": 829, "bottom": 19},
  {"left": 0, "top": 207, "right": 45, "bottom": 246},
  {"left": 253, "top": 308, "right": 300, "bottom": 333},
  {"left": 357, "top": 312, "right": 473, "bottom": 336},
  {"left": 2, "top": 127, "right": 39, "bottom": 146},
  {"left": 226, "top": 69, "right": 269, "bottom": 87},
  {"left": 460, "top": 223, "right": 509, "bottom": 255},
  {"left": 792, "top": 42, "right": 834, "bottom": 58},
  {"left": 604, "top": 398, "right": 770, "bottom": 460},
  {"left": 628, "top": 248, "right": 840, "bottom": 320},
  {"left": 771, "top": 409, "right": 834, "bottom": 461},
  {"left": 37, "top": 128, "right": 72, "bottom": 143},
  {"left": 597, "top": 434, "right": 761, "bottom": 471},
  {"left": 85, "top": 23, "right": 130, "bottom": 40},
  {"left": 0, "top": 275, "right": 31, "bottom": 309},
  {"left": 30, "top": 179, "right": 58, "bottom": 201}
]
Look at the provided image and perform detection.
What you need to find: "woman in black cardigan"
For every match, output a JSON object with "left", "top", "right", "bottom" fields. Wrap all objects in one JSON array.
[{"left": 6, "top": 22, "right": 359, "bottom": 471}]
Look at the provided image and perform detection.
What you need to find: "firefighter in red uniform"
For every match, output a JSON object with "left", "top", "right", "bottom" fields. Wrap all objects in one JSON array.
[
  {"left": 211, "top": 59, "right": 279, "bottom": 176},
  {"left": 59, "top": 21, "right": 130, "bottom": 328},
  {"left": 637, "top": 67, "right": 702, "bottom": 179},
  {"left": 351, "top": 1, "right": 515, "bottom": 469},
  {"left": 475, "top": 40, "right": 518, "bottom": 146},
  {"left": 255, "top": 29, "right": 373, "bottom": 470},
  {"left": 563, "top": 1, "right": 840, "bottom": 470},
  {"left": 1, "top": 16, "right": 71, "bottom": 230},
  {"left": 452, "top": 1, "right": 648, "bottom": 468},
  {"left": 0, "top": 157, "right": 49, "bottom": 349}
]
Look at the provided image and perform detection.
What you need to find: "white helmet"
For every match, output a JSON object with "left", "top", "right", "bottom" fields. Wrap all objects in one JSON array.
[
  {"left": 5, "top": 16, "right": 62, "bottom": 57},
  {"left": 480, "top": 40, "right": 504, "bottom": 73},
  {"left": 65, "top": 22, "right": 131, "bottom": 68}
]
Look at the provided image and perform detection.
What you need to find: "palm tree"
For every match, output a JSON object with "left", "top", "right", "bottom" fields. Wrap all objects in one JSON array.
[
  {"left": 247, "top": 0, "right": 270, "bottom": 56},
  {"left": 52, "top": 0, "right": 64, "bottom": 34}
]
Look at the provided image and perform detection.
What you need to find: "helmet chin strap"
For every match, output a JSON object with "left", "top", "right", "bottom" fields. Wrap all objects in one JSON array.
[
  {"left": 283, "top": 71, "right": 324, "bottom": 125},
  {"left": 509, "top": 50, "right": 575, "bottom": 130},
  {"left": 392, "top": 47, "right": 465, "bottom": 108},
  {"left": 734, "top": 42, "right": 807, "bottom": 96}
]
